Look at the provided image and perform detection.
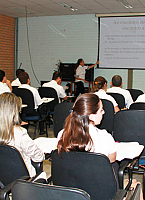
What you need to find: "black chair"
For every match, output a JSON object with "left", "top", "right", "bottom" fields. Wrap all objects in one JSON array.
[
  {"left": 127, "top": 89, "right": 144, "bottom": 101},
  {"left": 11, "top": 179, "right": 91, "bottom": 200},
  {"left": 129, "top": 102, "right": 145, "bottom": 110},
  {"left": 12, "top": 86, "right": 18, "bottom": 93},
  {"left": 112, "top": 109, "right": 145, "bottom": 197},
  {"left": 113, "top": 110, "right": 145, "bottom": 158},
  {"left": 0, "top": 144, "right": 30, "bottom": 187},
  {"left": 38, "top": 87, "right": 59, "bottom": 113},
  {"left": 50, "top": 150, "right": 132, "bottom": 200},
  {"left": 0, "top": 144, "right": 43, "bottom": 200},
  {"left": 107, "top": 92, "right": 126, "bottom": 109},
  {"left": 13, "top": 88, "right": 49, "bottom": 139},
  {"left": 96, "top": 99, "right": 115, "bottom": 134},
  {"left": 53, "top": 102, "right": 74, "bottom": 137}
]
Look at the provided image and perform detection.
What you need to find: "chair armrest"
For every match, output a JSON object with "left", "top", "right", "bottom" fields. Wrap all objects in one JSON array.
[
  {"left": 31, "top": 160, "right": 43, "bottom": 174},
  {"left": 118, "top": 158, "right": 138, "bottom": 189},
  {"left": 0, "top": 176, "right": 30, "bottom": 200},
  {"left": 38, "top": 104, "right": 50, "bottom": 119},
  {"left": 47, "top": 176, "right": 52, "bottom": 184},
  {"left": 45, "top": 153, "right": 51, "bottom": 160},
  {"left": 0, "top": 183, "right": 12, "bottom": 200},
  {"left": 113, "top": 189, "right": 127, "bottom": 200}
]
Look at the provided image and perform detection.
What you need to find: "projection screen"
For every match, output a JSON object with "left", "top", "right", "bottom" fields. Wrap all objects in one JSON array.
[{"left": 99, "top": 16, "right": 145, "bottom": 69}]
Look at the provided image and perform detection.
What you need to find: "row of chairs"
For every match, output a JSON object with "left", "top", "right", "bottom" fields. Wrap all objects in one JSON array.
[
  {"left": 107, "top": 89, "right": 144, "bottom": 110},
  {"left": 0, "top": 144, "right": 140, "bottom": 200},
  {"left": 12, "top": 87, "right": 59, "bottom": 138}
]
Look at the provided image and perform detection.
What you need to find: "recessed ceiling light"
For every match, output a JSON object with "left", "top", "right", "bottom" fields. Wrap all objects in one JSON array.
[
  {"left": 59, "top": 3, "right": 78, "bottom": 11},
  {"left": 117, "top": 0, "right": 133, "bottom": 9}
]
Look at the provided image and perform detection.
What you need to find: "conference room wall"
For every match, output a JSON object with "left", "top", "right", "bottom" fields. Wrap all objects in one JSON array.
[
  {"left": 0, "top": 14, "right": 15, "bottom": 81},
  {"left": 18, "top": 14, "right": 145, "bottom": 92}
]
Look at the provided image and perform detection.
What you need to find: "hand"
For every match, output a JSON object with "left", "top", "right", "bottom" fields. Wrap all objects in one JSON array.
[
  {"left": 84, "top": 80, "right": 88, "bottom": 83},
  {"left": 6, "top": 79, "right": 11, "bottom": 87},
  {"left": 5, "top": 79, "right": 12, "bottom": 91}
]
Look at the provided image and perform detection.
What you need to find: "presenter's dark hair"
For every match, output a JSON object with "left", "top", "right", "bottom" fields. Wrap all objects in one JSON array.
[
  {"left": 93, "top": 76, "right": 107, "bottom": 92},
  {"left": 0, "top": 70, "right": 5, "bottom": 82},
  {"left": 74, "top": 58, "right": 83, "bottom": 73},
  {"left": 16, "top": 69, "right": 25, "bottom": 78},
  {"left": 57, "top": 93, "right": 100, "bottom": 155},
  {"left": 112, "top": 75, "right": 122, "bottom": 87},
  {"left": 52, "top": 71, "right": 62, "bottom": 80},
  {"left": 18, "top": 72, "right": 29, "bottom": 84}
]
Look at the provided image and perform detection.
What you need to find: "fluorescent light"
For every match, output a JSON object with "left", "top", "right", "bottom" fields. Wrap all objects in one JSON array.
[
  {"left": 117, "top": 0, "right": 133, "bottom": 9},
  {"left": 59, "top": 3, "right": 78, "bottom": 11}
]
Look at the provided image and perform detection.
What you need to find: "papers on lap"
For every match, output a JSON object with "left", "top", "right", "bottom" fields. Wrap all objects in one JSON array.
[
  {"left": 116, "top": 142, "right": 144, "bottom": 161},
  {"left": 34, "top": 137, "right": 58, "bottom": 153}
]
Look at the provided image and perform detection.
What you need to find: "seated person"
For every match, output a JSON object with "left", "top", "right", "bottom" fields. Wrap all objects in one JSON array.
[
  {"left": 42, "top": 71, "right": 67, "bottom": 101},
  {"left": 107, "top": 75, "right": 133, "bottom": 109},
  {"left": 18, "top": 72, "right": 42, "bottom": 110},
  {"left": 0, "top": 93, "right": 45, "bottom": 177},
  {"left": 93, "top": 76, "right": 120, "bottom": 113},
  {"left": 0, "top": 70, "right": 12, "bottom": 94},
  {"left": 11, "top": 68, "right": 25, "bottom": 86},
  {"left": 57, "top": 93, "right": 116, "bottom": 163},
  {"left": 18, "top": 72, "right": 44, "bottom": 135},
  {"left": 136, "top": 93, "right": 145, "bottom": 103},
  {"left": 57, "top": 93, "right": 144, "bottom": 196}
]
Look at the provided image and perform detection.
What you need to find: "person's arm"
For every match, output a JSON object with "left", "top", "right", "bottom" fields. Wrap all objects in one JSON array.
[
  {"left": 21, "top": 128, "right": 45, "bottom": 162},
  {"left": 6, "top": 79, "right": 12, "bottom": 92},
  {"left": 63, "top": 95, "right": 67, "bottom": 100},
  {"left": 114, "top": 106, "right": 120, "bottom": 113},
  {"left": 89, "top": 60, "right": 99, "bottom": 69},
  {"left": 108, "top": 152, "right": 116, "bottom": 163},
  {"left": 75, "top": 76, "right": 88, "bottom": 83}
]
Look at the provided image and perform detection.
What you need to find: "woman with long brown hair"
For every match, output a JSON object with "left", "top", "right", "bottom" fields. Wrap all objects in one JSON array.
[{"left": 57, "top": 93, "right": 116, "bottom": 163}]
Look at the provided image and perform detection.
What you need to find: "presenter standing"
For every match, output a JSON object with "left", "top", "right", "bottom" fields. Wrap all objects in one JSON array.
[{"left": 74, "top": 58, "right": 99, "bottom": 98}]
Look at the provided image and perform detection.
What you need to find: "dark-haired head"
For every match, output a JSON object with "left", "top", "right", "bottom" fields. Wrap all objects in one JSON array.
[
  {"left": 0, "top": 70, "right": 5, "bottom": 82},
  {"left": 93, "top": 76, "right": 107, "bottom": 92},
  {"left": 52, "top": 71, "right": 62, "bottom": 80},
  {"left": 74, "top": 58, "right": 84, "bottom": 73},
  {"left": 18, "top": 72, "right": 30, "bottom": 84},
  {"left": 112, "top": 75, "right": 122, "bottom": 87},
  {"left": 16, "top": 69, "right": 25, "bottom": 78},
  {"left": 57, "top": 93, "right": 102, "bottom": 155}
]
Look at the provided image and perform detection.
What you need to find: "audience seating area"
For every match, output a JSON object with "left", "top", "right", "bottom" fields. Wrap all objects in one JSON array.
[{"left": 1, "top": 86, "right": 145, "bottom": 199}]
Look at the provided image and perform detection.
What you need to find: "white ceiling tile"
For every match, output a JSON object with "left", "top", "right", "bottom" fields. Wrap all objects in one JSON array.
[{"left": 0, "top": 0, "right": 145, "bottom": 18}]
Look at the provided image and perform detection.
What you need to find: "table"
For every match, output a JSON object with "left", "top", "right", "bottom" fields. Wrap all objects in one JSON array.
[{"left": 62, "top": 81, "right": 93, "bottom": 95}]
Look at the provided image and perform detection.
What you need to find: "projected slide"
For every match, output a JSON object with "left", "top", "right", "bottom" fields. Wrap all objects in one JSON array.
[{"left": 99, "top": 16, "right": 145, "bottom": 69}]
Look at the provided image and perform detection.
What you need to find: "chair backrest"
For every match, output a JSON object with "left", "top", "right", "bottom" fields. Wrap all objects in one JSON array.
[
  {"left": 12, "top": 179, "right": 91, "bottom": 200},
  {"left": 53, "top": 102, "right": 74, "bottom": 137},
  {"left": 129, "top": 102, "right": 145, "bottom": 110},
  {"left": 38, "top": 87, "right": 59, "bottom": 111},
  {"left": 113, "top": 110, "right": 145, "bottom": 156},
  {"left": 13, "top": 88, "right": 35, "bottom": 115},
  {"left": 51, "top": 150, "right": 117, "bottom": 200},
  {"left": 127, "top": 89, "right": 144, "bottom": 101},
  {"left": 12, "top": 86, "right": 18, "bottom": 93},
  {"left": 0, "top": 145, "right": 29, "bottom": 186},
  {"left": 97, "top": 99, "right": 114, "bottom": 134},
  {"left": 107, "top": 93, "right": 125, "bottom": 109}
]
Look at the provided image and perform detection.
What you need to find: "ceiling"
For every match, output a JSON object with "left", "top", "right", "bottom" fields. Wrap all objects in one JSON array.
[{"left": 1, "top": 0, "right": 145, "bottom": 18}]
